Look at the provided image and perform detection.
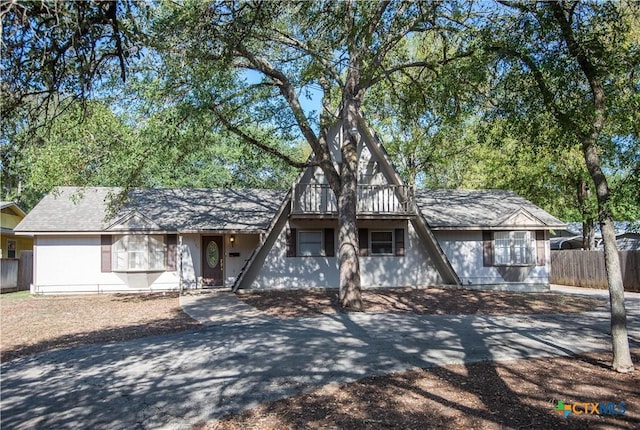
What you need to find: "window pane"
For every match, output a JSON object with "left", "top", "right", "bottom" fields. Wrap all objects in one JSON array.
[
  {"left": 494, "top": 232, "right": 510, "bottom": 265},
  {"left": 128, "top": 236, "right": 146, "bottom": 270},
  {"left": 112, "top": 236, "right": 126, "bottom": 271},
  {"left": 128, "top": 236, "right": 146, "bottom": 251},
  {"left": 371, "top": 231, "right": 392, "bottom": 242},
  {"left": 148, "top": 235, "right": 166, "bottom": 270},
  {"left": 299, "top": 231, "right": 322, "bottom": 256},
  {"left": 371, "top": 231, "right": 393, "bottom": 255},
  {"left": 7, "top": 240, "right": 16, "bottom": 258},
  {"left": 115, "top": 251, "right": 127, "bottom": 271},
  {"left": 512, "top": 231, "right": 529, "bottom": 264}
]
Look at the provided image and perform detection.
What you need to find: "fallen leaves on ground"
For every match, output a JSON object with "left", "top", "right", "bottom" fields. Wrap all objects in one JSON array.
[
  {"left": 239, "top": 287, "right": 606, "bottom": 318},
  {"left": 203, "top": 348, "right": 640, "bottom": 430},
  {"left": 0, "top": 292, "right": 201, "bottom": 362}
]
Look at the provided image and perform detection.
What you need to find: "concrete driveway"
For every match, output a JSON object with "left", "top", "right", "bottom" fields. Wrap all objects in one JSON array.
[{"left": 2, "top": 292, "right": 639, "bottom": 429}]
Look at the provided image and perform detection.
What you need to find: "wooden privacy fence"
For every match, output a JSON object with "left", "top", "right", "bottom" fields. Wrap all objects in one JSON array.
[
  {"left": 0, "top": 251, "right": 33, "bottom": 293},
  {"left": 551, "top": 250, "right": 640, "bottom": 293}
]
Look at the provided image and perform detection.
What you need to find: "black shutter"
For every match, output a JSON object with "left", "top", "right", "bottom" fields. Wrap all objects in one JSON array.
[
  {"left": 101, "top": 235, "right": 112, "bottom": 273},
  {"left": 358, "top": 228, "right": 369, "bottom": 256},
  {"left": 324, "top": 228, "right": 335, "bottom": 257},
  {"left": 482, "top": 231, "right": 493, "bottom": 267},
  {"left": 535, "top": 231, "right": 546, "bottom": 266},
  {"left": 286, "top": 228, "right": 297, "bottom": 257},
  {"left": 395, "top": 228, "right": 405, "bottom": 256},
  {"left": 166, "top": 234, "right": 178, "bottom": 271}
]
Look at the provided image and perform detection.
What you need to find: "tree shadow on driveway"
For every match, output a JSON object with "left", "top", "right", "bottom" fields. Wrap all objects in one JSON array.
[{"left": 1, "top": 308, "right": 638, "bottom": 429}]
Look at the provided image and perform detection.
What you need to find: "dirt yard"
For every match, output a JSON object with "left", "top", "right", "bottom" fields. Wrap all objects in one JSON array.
[
  {"left": 204, "top": 348, "right": 640, "bottom": 430},
  {"left": 0, "top": 291, "right": 201, "bottom": 362},
  {"left": 238, "top": 287, "right": 607, "bottom": 318}
]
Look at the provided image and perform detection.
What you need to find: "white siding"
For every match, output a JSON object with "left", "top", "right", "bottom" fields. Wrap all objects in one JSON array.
[
  {"left": 178, "top": 233, "right": 261, "bottom": 289},
  {"left": 250, "top": 225, "right": 339, "bottom": 289},
  {"left": 180, "top": 234, "right": 200, "bottom": 290},
  {"left": 249, "top": 221, "right": 443, "bottom": 289},
  {"left": 434, "top": 230, "right": 550, "bottom": 286},
  {"left": 224, "top": 234, "right": 260, "bottom": 286},
  {"left": 33, "top": 235, "right": 179, "bottom": 294}
]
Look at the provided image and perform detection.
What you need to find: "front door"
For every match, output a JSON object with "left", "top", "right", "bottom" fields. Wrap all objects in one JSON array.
[{"left": 202, "top": 236, "right": 224, "bottom": 286}]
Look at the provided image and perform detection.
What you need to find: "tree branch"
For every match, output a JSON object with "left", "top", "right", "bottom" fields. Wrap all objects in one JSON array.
[
  {"left": 208, "top": 103, "right": 314, "bottom": 169},
  {"left": 549, "top": 1, "right": 605, "bottom": 134},
  {"left": 489, "top": 44, "right": 579, "bottom": 132},
  {"left": 368, "top": 50, "right": 474, "bottom": 88},
  {"left": 270, "top": 30, "right": 343, "bottom": 87},
  {"left": 234, "top": 44, "right": 340, "bottom": 185}
]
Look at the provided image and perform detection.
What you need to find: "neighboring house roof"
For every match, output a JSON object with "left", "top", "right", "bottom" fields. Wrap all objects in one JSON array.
[
  {"left": 15, "top": 187, "right": 287, "bottom": 234},
  {"left": 597, "top": 233, "right": 640, "bottom": 251},
  {"left": 1, "top": 201, "right": 26, "bottom": 218},
  {"left": 563, "top": 221, "right": 638, "bottom": 237},
  {"left": 415, "top": 189, "right": 565, "bottom": 230},
  {"left": 613, "top": 234, "right": 640, "bottom": 251}
]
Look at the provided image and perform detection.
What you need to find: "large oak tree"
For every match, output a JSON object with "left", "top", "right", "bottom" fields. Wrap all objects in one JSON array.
[
  {"left": 150, "top": 0, "right": 474, "bottom": 309},
  {"left": 484, "top": 0, "right": 638, "bottom": 372}
]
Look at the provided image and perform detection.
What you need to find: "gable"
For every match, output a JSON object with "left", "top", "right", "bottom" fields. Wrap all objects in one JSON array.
[
  {"left": 324, "top": 121, "right": 396, "bottom": 187},
  {"left": 244, "top": 119, "right": 461, "bottom": 289},
  {"left": 106, "top": 211, "right": 162, "bottom": 232},
  {"left": 0, "top": 202, "right": 26, "bottom": 231},
  {"left": 415, "top": 190, "right": 566, "bottom": 230},
  {"left": 499, "top": 208, "right": 545, "bottom": 228}
]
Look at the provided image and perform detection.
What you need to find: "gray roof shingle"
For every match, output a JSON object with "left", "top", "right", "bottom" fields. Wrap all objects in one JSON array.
[
  {"left": 415, "top": 189, "right": 565, "bottom": 229},
  {"left": 16, "top": 187, "right": 565, "bottom": 234},
  {"left": 15, "top": 187, "right": 286, "bottom": 233}
]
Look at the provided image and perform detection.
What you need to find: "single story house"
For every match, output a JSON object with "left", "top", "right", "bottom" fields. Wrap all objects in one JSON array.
[{"left": 15, "top": 123, "right": 565, "bottom": 294}]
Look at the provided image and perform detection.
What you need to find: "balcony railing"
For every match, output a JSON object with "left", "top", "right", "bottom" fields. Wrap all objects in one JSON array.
[{"left": 292, "top": 183, "right": 414, "bottom": 216}]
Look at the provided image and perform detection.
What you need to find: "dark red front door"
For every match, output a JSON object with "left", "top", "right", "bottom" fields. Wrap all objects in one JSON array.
[{"left": 202, "top": 236, "right": 224, "bottom": 286}]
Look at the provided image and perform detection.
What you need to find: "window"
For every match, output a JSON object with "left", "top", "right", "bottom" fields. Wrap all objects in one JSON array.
[
  {"left": 371, "top": 231, "right": 393, "bottom": 255},
  {"left": 298, "top": 231, "right": 323, "bottom": 256},
  {"left": 287, "top": 228, "right": 335, "bottom": 257},
  {"left": 7, "top": 239, "right": 17, "bottom": 258},
  {"left": 112, "top": 235, "right": 166, "bottom": 271},
  {"left": 359, "top": 228, "right": 405, "bottom": 256},
  {"left": 493, "top": 231, "right": 532, "bottom": 266}
]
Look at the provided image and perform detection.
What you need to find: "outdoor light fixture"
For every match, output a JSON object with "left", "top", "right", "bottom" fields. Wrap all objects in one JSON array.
[{"left": 229, "top": 235, "right": 235, "bottom": 247}]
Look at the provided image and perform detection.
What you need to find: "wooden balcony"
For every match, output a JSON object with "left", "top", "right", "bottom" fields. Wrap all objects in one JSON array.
[{"left": 291, "top": 183, "right": 414, "bottom": 218}]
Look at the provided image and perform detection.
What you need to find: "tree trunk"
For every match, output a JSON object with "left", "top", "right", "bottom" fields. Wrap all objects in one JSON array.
[
  {"left": 577, "top": 179, "right": 595, "bottom": 250},
  {"left": 583, "top": 143, "right": 634, "bottom": 373},
  {"left": 584, "top": 220, "right": 595, "bottom": 250},
  {"left": 337, "top": 158, "right": 362, "bottom": 310},
  {"left": 338, "top": 60, "right": 363, "bottom": 311}
]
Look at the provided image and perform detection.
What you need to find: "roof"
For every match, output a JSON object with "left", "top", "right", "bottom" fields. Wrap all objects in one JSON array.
[
  {"left": 16, "top": 187, "right": 565, "bottom": 234},
  {"left": 15, "top": 187, "right": 287, "bottom": 234},
  {"left": 0, "top": 201, "right": 26, "bottom": 218},
  {"left": 563, "top": 221, "right": 638, "bottom": 237},
  {"left": 415, "top": 189, "right": 565, "bottom": 230}
]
